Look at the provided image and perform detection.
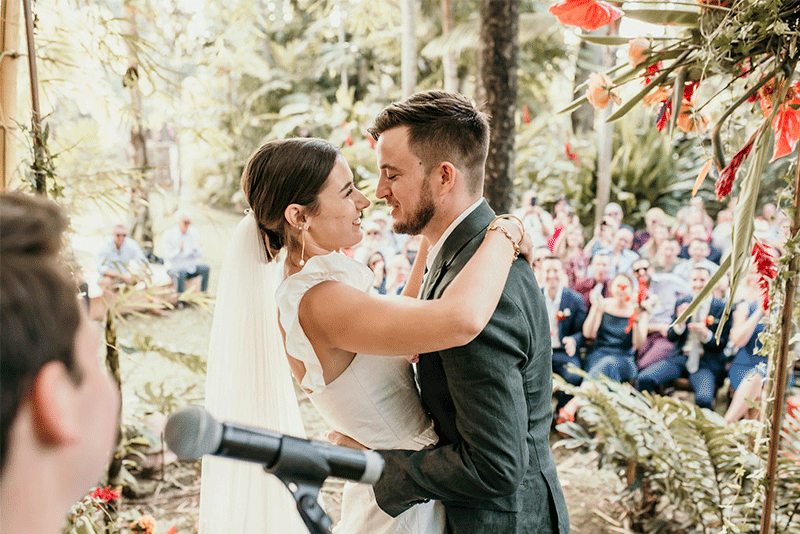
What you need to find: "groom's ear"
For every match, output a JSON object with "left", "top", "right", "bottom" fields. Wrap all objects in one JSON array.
[{"left": 284, "top": 204, "right": 307, "bottom": 229}]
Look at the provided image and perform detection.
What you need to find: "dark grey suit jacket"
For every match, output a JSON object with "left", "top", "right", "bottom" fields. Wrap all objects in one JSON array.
[{"left": 373, "top": 201, "right": 570, "bottom": 534}]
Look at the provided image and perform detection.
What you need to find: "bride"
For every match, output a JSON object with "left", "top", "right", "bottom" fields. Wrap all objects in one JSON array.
[{"left": 199, "top": 137, "right": 528, "bottom": 534}]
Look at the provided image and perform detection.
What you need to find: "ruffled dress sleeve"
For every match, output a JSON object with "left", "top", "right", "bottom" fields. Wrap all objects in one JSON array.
[{"left": 275, "top": 252, "right": 375, "bottom": 393}]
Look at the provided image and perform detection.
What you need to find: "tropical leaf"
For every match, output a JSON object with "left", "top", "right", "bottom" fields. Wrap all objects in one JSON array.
[
  {"left": 606, "top": 65, "right": 675, "bottom": 123},
  {"left": 720, "top": 123, "right": 770, "bottom": 329},
  {"left": 623, "top": 8, "right": 700, "bottom": 27}
]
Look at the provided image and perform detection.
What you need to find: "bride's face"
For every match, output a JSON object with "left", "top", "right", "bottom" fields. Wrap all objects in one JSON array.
[{"left": 305, "top": 156, "right": 371, "bottom": 253}]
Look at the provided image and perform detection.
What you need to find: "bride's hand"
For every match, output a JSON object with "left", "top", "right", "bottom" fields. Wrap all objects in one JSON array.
[
  {"left": 326, "top": 431, "right": 368, "bottom": 450},
  {"left": 492, "top": 216, "right": 532, "bottom": 266}
]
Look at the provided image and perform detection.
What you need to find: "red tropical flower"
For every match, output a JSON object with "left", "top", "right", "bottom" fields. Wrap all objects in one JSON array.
[
  {"left": 636, "top": 276, "right": 649, "bottom": 305},
  {"left": 644, "top": 62, "right": 662, "bottom": 85},
  {"left": 523, "top": 104, "right": 531, "bottom": 124},
  {"left": 565, "top": 142, "right": 580, "bottom": 163},
  {"left": 705, "top": 315, "right": 715, "bottom": 326},
  {"left": 715, "top": 134, "right": 756, "bottom": 199},
  {"left": 770, "top": 104, "right": 800, "bottom": 161},
  {"left": 91, "top": 486, "right": 121, "bottom": 502},
  {"left": 752, "top": 239, "right": 777, "bottom": 310},
  {"left": 549, "top": 0, "right": 623, "bottom": 31}
]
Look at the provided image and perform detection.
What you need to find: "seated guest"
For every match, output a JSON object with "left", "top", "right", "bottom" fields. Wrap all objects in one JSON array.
[
  {"left": 599, "top": 227, "right": 639, "bottom": 277},
  {"left": 554, "top": 223, "right": 589, "bottom": 287},
  {"left": 97, "top": 223, "right": 147, "bottom": 288},
  {"left": 384, "top": 253, "right": 411, "bottom": 295},
  {"left": 574, "top": 251, "right": 611, "bottom": 309},
  {"left": 631, "top": 258, "right": 691, "bottom": 370},
  {"left": 637, "top": 223, "right": 669, "bottom": 262},
  {"left": 679, "top": 223, "right": 722, "bottom": 265},
  {"left": 633, "top": 207, "right": 665, "bottom": 252},
  {"left": 514, "top": 189, "right": 554, "bottom": 249},
  {"left": 724, "top": 265, "right": 796, "bottom": 422},
  {"left": 674, "top": 239, "right": 719, "bottom": 280},
  {"left": 635, "top": 266, "right": 732, "bottom": 410},
  {"left": 366, "top": 251, "right": 387, "bottom": 294},
  {"left": 583, "top": 273, "right": 648, "bottom": 383},
  {"left": 532, "top": 245, "right": 554, "bottom": 285},
  {"left": 161, "top": 211, "right": 210, "bottom": 295},
  {"left": 541, "top": 257, "right": 587, "bottom": 412},
  {"left": 0, "top": 193, "right": 119, "bottom": 534},
  {"left": 584, "top": 216, "right": 618, "bottom": 258},
  {"left": 604, "top": 201, "right": 632, "bottom": 232},
  {"left": 652, "top": 237, "right": 686, "bottom": 274}
]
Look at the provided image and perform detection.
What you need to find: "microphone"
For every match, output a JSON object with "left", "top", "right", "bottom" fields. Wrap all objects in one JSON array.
[{"left": 164, "top": 406, "right": 384, "bottom": 485}]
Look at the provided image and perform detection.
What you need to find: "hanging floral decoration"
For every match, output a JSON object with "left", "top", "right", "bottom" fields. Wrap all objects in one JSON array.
[
  {"left": 550, "top": 0, "right": 799, "bottom": 331},
  {"left": 751, "top": 238, "right": 778, "bottom": 310}
]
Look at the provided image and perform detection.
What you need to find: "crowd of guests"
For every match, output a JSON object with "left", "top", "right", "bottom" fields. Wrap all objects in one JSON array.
[{"left": 346, "top": 190, "right": 798, "bottom": 425}]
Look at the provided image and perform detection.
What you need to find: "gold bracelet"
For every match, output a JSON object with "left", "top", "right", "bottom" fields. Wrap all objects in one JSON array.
[
  {"left": 488, "top": 224, "right": 521, "bottom": 260},
  {"left": 490, "top": 214, "right": 525, "bottom": 240}
]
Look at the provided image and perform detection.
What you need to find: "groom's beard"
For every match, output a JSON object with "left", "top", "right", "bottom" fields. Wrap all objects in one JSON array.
[{"left": 393, "top": 178, "right": 435, "bottom": 236}]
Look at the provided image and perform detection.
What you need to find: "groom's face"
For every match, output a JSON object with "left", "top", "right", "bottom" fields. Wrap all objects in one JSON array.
[{"left": 375, "top": 126, "right": 436, "bottom": 236}]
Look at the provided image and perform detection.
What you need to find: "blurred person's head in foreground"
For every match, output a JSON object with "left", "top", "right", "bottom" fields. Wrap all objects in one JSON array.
[{"left": 1, "top": 193, "right": 119, "bottom": 534}]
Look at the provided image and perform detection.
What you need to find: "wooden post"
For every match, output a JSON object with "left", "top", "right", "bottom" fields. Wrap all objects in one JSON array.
[
  {"left": 21, "top": 0, "right": 45, "bottom": 195},
  {"left": 759, "top": 148, "right": 800, "bottom": 534},
  {"left": 1, "top": 0, "right": 21, "bottom": 190}
]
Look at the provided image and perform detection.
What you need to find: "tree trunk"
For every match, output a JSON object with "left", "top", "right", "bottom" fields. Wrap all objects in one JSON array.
[
  {"left": 592, "top": 24, "right": 618, "bottom": 228},
  {"left": 124, "top": 2, "right": 153, "bottom": 253},
  {"left": 1, "top": 0, "right": 20, "bottom": 190},
  {"left": 401, "top": 0, "right": 417, "bottom": 98},
  {"left": 441, "top": 0, "right": 457, "bottom": 92},
  {"left": 479, "top": 0, "right": 518, "bottom": 213}
]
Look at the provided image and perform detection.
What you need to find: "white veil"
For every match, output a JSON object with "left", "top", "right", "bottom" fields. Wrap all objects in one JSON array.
[{"left": 199, "top": 212, "right": 307, "bottom": 534}]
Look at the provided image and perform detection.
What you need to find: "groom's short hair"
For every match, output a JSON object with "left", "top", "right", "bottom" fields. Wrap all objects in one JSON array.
[
  {"left": 369, "top": 90, "right": 490, "bottom": 195},
  {"left": 0, "top": 193, "right": 83, "bottom": 473}
]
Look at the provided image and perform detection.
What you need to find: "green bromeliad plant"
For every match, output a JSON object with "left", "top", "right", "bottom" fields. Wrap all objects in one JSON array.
[{"left": 555, "top": 375, "right": 800, "bottom": 533}]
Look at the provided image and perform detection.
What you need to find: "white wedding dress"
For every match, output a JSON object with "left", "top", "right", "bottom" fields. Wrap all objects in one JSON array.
[{"left": 276, "top": 252, "right": 446, "bottom": 534}]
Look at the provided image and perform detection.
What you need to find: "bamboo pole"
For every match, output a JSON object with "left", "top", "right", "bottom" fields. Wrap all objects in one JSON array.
[
  {"left": 1, "top": 0, "right": 21, "bottom": 190},
  {"left": 759, "top": 148, "right": 800, "bottom": 534},
  {"left": 21, "top": 0, "right": 44, "bottom": 196}
]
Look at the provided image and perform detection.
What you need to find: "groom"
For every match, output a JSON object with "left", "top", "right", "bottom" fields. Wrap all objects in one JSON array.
[{"left": 369, "top": 91, "right": 569, "bottom": 533}]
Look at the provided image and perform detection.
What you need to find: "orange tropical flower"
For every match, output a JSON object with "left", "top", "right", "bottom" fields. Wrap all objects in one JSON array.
[
  {"left": 704, "top": 315, "right": 715, "bottom": 326},
  {"left": 549, "top": 0, "right": 623, "bottom": 32},
  {"left": 131, "top": 516, "right": 157, "bottom": 534},
  {"left": 676, "top": 100, "right": 710, "bottom": 133},
  {"left": 643, "top": 85, "right": 672, "bottom": 105},
  {"left": 586, "top": 72, "right": 621, "bottom": 109},
  {"left": 628, "top": 37, "right": 649, "bottom": 68}
]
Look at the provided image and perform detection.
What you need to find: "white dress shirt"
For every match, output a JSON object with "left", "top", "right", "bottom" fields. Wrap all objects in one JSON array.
[{"left": 162, "top": 225, "right": 204, "bottom": 272}]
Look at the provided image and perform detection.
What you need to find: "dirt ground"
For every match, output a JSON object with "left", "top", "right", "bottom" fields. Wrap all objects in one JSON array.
[{"left": 113, "top": 206, "right": 623, "bottom": 533}]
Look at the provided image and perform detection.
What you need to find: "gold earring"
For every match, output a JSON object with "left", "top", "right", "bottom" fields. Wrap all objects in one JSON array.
[{"left": 299, "top": 225, "right": 306, "bottom": 266}]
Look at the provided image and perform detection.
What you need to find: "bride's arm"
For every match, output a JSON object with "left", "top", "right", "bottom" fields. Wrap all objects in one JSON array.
[
  {"left": 300, "top": 218, "right": 524, "bottom": 356},
  {"left": 400, "top": 238, "right": 430, "bottom": 298}
]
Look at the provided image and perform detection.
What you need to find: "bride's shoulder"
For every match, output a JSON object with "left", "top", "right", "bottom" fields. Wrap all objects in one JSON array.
[{"left": 278, "top": 252, "right": 373, "bottom": 299}]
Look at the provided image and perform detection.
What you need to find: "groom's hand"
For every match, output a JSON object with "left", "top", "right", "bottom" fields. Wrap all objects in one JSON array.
[{"left": 326, "top": 431, "right": 368, "bottom": 450}]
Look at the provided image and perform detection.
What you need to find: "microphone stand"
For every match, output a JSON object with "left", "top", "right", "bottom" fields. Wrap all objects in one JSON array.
[{"left": 264, "top": 435, "right": 333, "bottom": 534}]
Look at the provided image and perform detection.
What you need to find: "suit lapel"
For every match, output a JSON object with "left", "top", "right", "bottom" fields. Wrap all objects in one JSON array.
[{"left": 422, "top": 200, "right": 495, "bottom": 300}]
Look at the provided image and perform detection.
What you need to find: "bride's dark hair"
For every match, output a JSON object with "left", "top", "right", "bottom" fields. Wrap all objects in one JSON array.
[{"left": 241, "top": 138, "right": 340, "bottom": 261}]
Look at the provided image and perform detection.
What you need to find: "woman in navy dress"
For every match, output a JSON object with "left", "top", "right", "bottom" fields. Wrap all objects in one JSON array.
[{"left": 583, "top": 273, "right": 648, "bottom": 382}]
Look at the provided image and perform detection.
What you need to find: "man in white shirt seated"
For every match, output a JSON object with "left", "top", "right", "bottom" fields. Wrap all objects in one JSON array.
[
  {"left": 97, "top": 224, "right": 147, "bottom": 288},
  {"left": 161, "top": 211, "right": 210, "bottom": 296}
]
